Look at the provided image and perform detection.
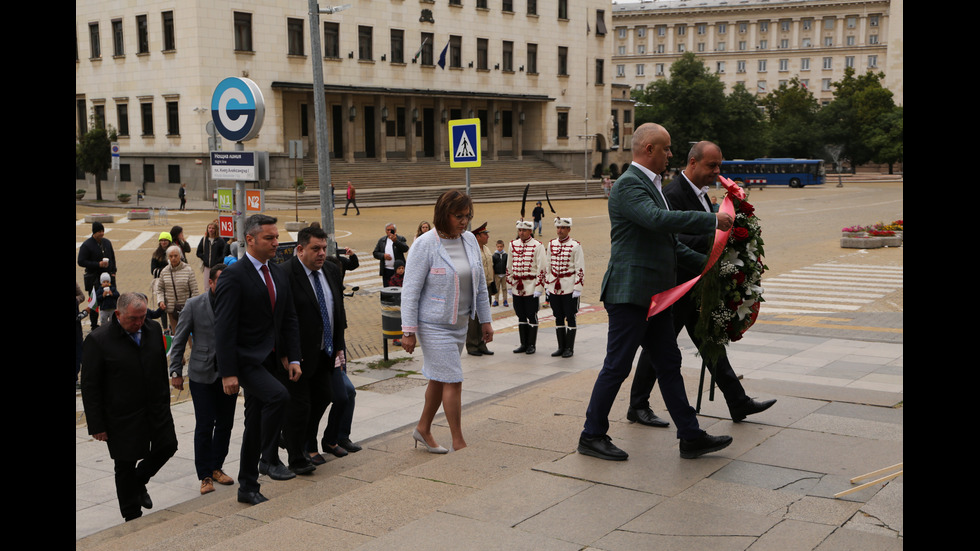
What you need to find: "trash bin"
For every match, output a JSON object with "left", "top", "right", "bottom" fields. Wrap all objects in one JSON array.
[{"left": 380, "top": 287, "right": 402, "bottom": 360}]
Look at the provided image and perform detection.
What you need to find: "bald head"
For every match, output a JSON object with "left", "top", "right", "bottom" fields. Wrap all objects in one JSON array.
[
  {"left": 687, "top": 141, "right": 722, "bottom": 164},
  {"left": 685, "top": 141, "right": 724, "bottom": 189},
  {"left": 632, "top": 123, "right": 673, "bottom": 174}
]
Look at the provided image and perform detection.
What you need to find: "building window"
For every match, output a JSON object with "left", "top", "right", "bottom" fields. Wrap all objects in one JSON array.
[
  {"left": 847, "top": 35, "right": 855, "bottom": 46},
  {"left": 136, "top": 15, "right": 149, "bottom": 54},
  {"left": 845, "top": 56, "right": 854, "bottom": 68},
  {"left": 358, "top": 26, "right": 372, "bottom": 60},
  {"left": 558, "top": 0, "right": 567, "bottom": 20},
  {"left": 718, "top": 23, "right": 727, "bottom": 34},
  {"left": 116, "top": 103, "right": 130, "bottom": 136},
  {"left": 846, "top": 17, "right": 856, "bottom": 28},
  {"left": 779, "top": 59, "right": 788, "bottom": 71},
  {"left": 420, "top": 32, "right": 434, "bottom": 65},
  {"left": 822, "top": 78, "right": 832, "bottom": 91},
  {"left": 678, "top": 43, "right": 685, "bottom": 53},
  {"left": 759, "top": 39, "right": 767, "bottom": 50},
  {"left": 657, "top": 25, "right": 665, "bottom": 37},
  {"left": 757, "top": 81, "right": 767, "bottom": 94},
  {"left": 656, "top": 44, "right": 664, "bottom": 53},
  {"left": 112, "top": 19, "right": 124, "bottom": 56},
  {"left": 396, "top": 107, "right": 406, "bottom": 136},
  {"left": 780, "top": 39, "right": 789, "bottom": 49},
  {"left": 595, "top": 58, "right": 604, "bottom": 84},
  {"left": 737, "top": 60, "right": 746, "bottom": 73},
  {"left": 801, "top": 58, "right": 810, "bottom": 71},
  {"left": 624, "top": 110, "right": 632, "bottom": 123},
  {"left": 166, "top": 100, "right": 179, "bottom": 136},
  {"left": 781, "top": 20, "right": 790, "bottom": 32},
  {"left": 801, "top": 38, "right": 811, "bottom": 48},
  {"left": 168, "top": 165, "right": 181, "bottom": 184},
  {"left": 869, "top": 34, "right": 879, "bottom": 45},
  {"left": 870, "top": 15, "right": 880, "bottom": 27},
  {"left": 697, "top": 42, "right": 705, "bottom": 52},
  {"left": 502, "top": 110, "right": 513, "bottom": 137},
  {"left": 391, "top": 29, "right": 404, "bottom": 63},
  {"left": 527, "top": 0, "right": 536, "bottom": 16},
  {"left": 716, "top": 61, "right": 725, "bottom": 74},
  {"left": 141, "top": 102, "right": 153, "bottom": 136},
  {"left": 800, "top": 79, "right": 809, "bottom": 88},
  {"left": 618, "top": 45, "right": 626, "bottom": 55},
  {"left": 162, "top": 11, "right": 176, "bottom": 50},
  {"left": 618, "top": 27, "right": 627, "bottom": 39},
  {"left": 759, "top": 21, "right": 768, "bottom": 33},
  {"left": 558, "top": 46, "right": 568, "bottom": 75},
  {"left": 449, "top": 0, "right": 461, "bottom": 5},
  {"left": 635, "top": 63, "right": 644, "bottom": 76},
  {"left": 596, "top": 10, "right": 606, "bottom": 35},
  {"left": 824, "top": 36, "right": 833, "bottom": 47},
  {"left": 89, "top": 22, "right": 101, "bottom": 59},
  {"left": 502, "top": 40, "right": 513, "bottom": 71},
  {"left": 739, "top": 40, "right": 746, "bottom": 51},
  {"left": 823, "top": 57, "right": 832, "bottom": 69},
  {"left": 677, "top": 24, "right": 686, "bottom": 35},
  {"left": 758, "top": 59, "right": 767, "bottom": 72},
  {"left": 526, "top": 42, "right": 537, "bottom": 73},
  {"left": 120, "top": 164, "right": 131, "bottom": 182},
  {"left": 802, "top": 19, "right": 812, "bottom": 31},
  {"left": 868, "top": 55, "right": 877, "bottom": 68},
  {"left": 503, "top": 0, "right": 513, "bottom": 12},
  {"left": 557, "top": 111, "right": 568, "bottom": 138},
  {"left": 616, "top": 64, "right": 625, "bottom": 77},
  {"left": 288, "top": 18, "right": 304, "bottom": 55},
  {"left": 234, "top": 12, "right": 253, "bottom": 51},
  {"left": 717, "top": 42, "right": 725, "bottom": 51},
  {"left": 477, "top": 0, "right": 487, "bottom": 7},
  {"left": 655, "top": 63, "right": 664, "bottom": 76},
  {"left": 144, "top": 164, "right": 156, "bottom": 183},
  {"left": 93, "top": 104, "right": 106, "bottom": 129},
  {"left": 324, "top": 22, "right": 339, "bottom": 58},
  {"left": 637, "top": 27, "right": 646, "bottom": 38},
  {"left": 450, "top": 35, "right": 462, "bottom": 68},
  {"left": 739, "top": 22, "right": 747, "bottom": 33},
  {"left": 478, "top": 38, "right": 490, "bottom": 70},
  {"left": 697, "top": 24, "right": 706, "bottom": 35},
  {"left": 637, "top": 44, "right": 645, "bottom": 54}
]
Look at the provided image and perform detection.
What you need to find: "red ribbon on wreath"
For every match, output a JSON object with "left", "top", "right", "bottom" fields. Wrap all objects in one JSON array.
[{"left": 647, "top": 176, "right": 746, "bottom": 319}]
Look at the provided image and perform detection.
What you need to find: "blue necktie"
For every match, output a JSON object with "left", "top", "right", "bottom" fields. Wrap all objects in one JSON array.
[{"left": 311, "top": 271, "right": 333, "bottom": 356}]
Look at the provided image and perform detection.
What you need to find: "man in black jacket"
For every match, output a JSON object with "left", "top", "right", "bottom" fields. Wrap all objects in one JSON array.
[
  {"left": 78, "top": 221, "right": 117, "bottom": 330},
  {"left": 82, "top": 293, "right": 177, "bottom": 521},
  {"left": 373, "top": 223, "right": 409, "bottom": 287}
]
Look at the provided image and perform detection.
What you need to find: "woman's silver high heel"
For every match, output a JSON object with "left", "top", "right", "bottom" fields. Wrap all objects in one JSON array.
[{"left": 413, "top": 429, "right": 448, "bottom": 454}]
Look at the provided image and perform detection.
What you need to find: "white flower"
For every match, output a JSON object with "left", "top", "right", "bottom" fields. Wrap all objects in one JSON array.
[{"left": 736, "top": 298, "right": 757, "bottom": 320}]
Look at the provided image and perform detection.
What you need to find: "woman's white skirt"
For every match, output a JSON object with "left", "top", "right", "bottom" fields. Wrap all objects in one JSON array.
[{"left": 417, "top": 317, "right": 468, "bottom": 383}]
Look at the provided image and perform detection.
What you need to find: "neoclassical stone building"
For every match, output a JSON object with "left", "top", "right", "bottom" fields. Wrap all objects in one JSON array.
[
  {"left": 611, "top": 0, "right": 902, "bottom": 105},
  {"left": 77, "top": 0, "right": 640, "bottom": 195}
]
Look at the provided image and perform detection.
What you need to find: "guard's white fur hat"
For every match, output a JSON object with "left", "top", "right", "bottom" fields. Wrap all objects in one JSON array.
[
  {"left": 515, "top": 220, "right": 534, "bottom": 230},
  {"left": 554, "top": 217, "right": 572, "bottom": 227}
]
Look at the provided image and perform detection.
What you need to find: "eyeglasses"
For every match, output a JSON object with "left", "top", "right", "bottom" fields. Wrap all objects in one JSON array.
[{"left": 452, "top": 213, "right": 473, "bottom": 222}]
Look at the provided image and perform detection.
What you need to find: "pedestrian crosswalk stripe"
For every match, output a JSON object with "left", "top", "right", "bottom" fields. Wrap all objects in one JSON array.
[{"left": 761, "top": 263, "right": 902, "bottom": 314}]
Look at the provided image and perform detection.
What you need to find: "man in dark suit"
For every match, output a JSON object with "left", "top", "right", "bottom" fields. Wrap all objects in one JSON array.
[
  {"left": 278, "top": 226, "right": 355, "bottom": 474},
  {"left": 630, "top": 141, "right": 776, "bottom": 426},
  {"left": 578, "top": 123, "right": 735, "bottom": 462},
  {"left": 82, "top": 292, "right": 178, "bottom": 521},
  {"left": 215, "top": 214, "right": 302, "bottom": 505},
  {"left": 373, "top": 223, "right": 409, "bottom": 287}
]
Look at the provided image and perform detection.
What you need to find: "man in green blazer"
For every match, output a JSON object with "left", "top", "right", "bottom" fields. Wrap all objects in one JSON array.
[{"left": 578, "top": 123, "right": 735, "bottom": 461}]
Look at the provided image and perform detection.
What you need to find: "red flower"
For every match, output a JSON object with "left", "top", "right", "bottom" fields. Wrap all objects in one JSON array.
[
  {"left": 733, "top": 272, "right": 746, "bottom": 285},
  {"left": 732, "top": 227, "right": 749, "bottom": 241},
  {"left": 738, "top": 201, "right": 755, "bottom": 216}
]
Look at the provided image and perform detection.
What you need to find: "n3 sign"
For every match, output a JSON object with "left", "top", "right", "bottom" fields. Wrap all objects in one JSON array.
[{"left": 211, "top": 77, "right": 265, "bottom": 142}]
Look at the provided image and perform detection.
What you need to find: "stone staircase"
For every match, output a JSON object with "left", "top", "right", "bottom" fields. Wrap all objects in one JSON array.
[{"left": 273, "top": 157, "right": 604, "bottom": 206}]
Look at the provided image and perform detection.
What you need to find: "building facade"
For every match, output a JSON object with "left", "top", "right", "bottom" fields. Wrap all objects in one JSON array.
[
  {"left": 612, "top": 0, "right": 902, "bottom": 105},
  {"left": 76, "top": 0, "right": 636, "bottom": 196}
]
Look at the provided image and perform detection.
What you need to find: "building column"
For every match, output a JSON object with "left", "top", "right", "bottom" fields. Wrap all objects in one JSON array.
[
  {"left": 376, "top": 96, "right": 388, "bottom": 163},
  {"left": 406, "top": 97, "right": 417, "bottom": 162},
  {"left": 342, "top": 93, "right": 355, "bottom": 163}
]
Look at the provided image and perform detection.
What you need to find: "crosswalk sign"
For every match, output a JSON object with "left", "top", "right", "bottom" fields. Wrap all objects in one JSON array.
[{"left": 449, "top": 119, "right": 481, "bottom": 168}]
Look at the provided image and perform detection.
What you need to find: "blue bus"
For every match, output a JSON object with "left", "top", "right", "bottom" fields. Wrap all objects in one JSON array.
[{"left": 720, "top": 158, "right": 825, "bottom": 188}]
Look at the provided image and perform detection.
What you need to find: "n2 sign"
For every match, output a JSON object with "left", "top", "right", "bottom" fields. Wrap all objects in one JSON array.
[{"left": 211, "top": 77, "right": 265, "bottom": 142}]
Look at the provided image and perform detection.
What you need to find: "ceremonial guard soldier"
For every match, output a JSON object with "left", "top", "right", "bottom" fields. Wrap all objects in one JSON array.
[
  {"left": 507, "top": 219, "right": 546, "bottom": 354},
  {"left": 545, "top": 216, "right": 584, "bottom": 357}
]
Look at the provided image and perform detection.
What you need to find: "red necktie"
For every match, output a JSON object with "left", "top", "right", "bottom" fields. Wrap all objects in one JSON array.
[{"left": 260, "top": 264, "right": 276, "bottom": 310}]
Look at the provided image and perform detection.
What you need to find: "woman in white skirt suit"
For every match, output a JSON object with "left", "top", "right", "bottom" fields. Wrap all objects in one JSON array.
[{"left": 400, "top": 190, "right": 493, "bottom": 452}]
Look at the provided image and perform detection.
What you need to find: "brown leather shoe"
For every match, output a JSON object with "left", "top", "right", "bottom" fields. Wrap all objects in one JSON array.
[
  {"left": 212, "top": 469, "right": 234, "bottom": 485},
  {"left": 201, "top": 477, "right": 215, "bottom": 495}
]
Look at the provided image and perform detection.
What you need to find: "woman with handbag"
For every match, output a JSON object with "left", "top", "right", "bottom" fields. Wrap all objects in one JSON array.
[
  {"left": 400, "top": 190, "right": 493, "bottom": 453},
  {"left": 154, "top": 245, "right": 199, "bottom": 331}
]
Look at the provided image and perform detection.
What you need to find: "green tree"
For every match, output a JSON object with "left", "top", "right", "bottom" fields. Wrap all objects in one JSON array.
[
  {"left": 818, "top": 67, "right": 897, "bottom": 170},
  {"left": 867, "top": 105, "right": 903, "bottom": 173},
  {"left": 761, "top": 77, "right": 821, "bottom": 158},
  {"left": 720, "top": 83, "right": 768, "bottom": 160},
  {"left": 632, "top": 52, "right": 727, "bottom": 162},
  {"left": 76, "top": 126, "right": 112, "bottom": 201}
]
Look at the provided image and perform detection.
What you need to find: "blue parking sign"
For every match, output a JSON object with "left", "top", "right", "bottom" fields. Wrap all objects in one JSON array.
[{"left": 449, "top": 119, "right": 481, "bottom": 168}]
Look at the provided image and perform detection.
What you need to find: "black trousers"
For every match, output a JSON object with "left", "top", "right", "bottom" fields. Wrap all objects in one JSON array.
[
  {"left": 512, "top": 295, "right": 539, "bottom": 326},
  {"left": 282, "top": 350, "right": 332, "bottom": 466},
  {"left": 237, "top": 354, "right": 290, "bottom": 492},
  {"left": 630, "top": 293, "right": 748, "bottom": 410},
  {"left": 548, "top": 293, "right": 578, "bottom": 327},
  {"left": 113, "top": 424, "right": 177, "bottom": 520}
]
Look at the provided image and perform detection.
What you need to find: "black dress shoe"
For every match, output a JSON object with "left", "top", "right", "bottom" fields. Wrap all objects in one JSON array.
[
  {"left": 309, "top": 453, "right": 326, "bottom": 465},
  {"left": 577, "top": 434, "right": 629, "bottom": 461},
  {"left": 259, "top": 461, "right": 269, "bottom": 475},
  {"left": 338, "top": 438, "right": 362, "bottom": 453},
  {"left": 325, "top": 444, "right": 349, "bottom": 458},
  {"left": 626, "top": 407, "right": 670, "bottom": 428},
  {"left": 289, "top": 459, "right": 316, "bottom": 475},
  {"left": 266, "top": 463, "right": 297, "bottom": 480},
  {"left": 139, "top": 491, "right": 153, "bottom": 509},
  {"left": 466, "top": 350, "right": 483, "bottom": 356},
  {"left": 679, "top": 432, "right": 733, "bottom": 459},
  {"left": 477, "top": 347, "right": 494, "bottom": 356},
  {"left": 237, "top": 490, "right": 269, "bottom": 505},
  {"left": 730, "top": 398, "right": 777, "bottom": 422}
]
